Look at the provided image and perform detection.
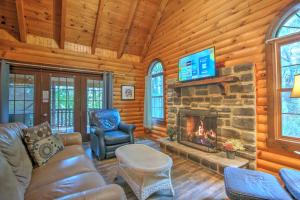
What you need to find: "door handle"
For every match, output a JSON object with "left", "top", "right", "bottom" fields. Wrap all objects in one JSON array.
[{"left": 43, "top": 113, "right": 48, "bottom": 117}]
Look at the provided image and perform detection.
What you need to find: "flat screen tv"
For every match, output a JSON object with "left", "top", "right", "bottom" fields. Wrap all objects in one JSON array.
[{"left": 178, "top": 47, "right": 216, "bottom": 82}]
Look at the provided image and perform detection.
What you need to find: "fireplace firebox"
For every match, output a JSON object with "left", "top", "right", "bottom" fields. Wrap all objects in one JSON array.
[{"left": 177, "top": 109, "right": 218, "bottom": 152}]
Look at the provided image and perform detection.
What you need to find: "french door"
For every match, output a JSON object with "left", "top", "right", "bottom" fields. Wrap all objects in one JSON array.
[
  {"left": 8, "top": 67, "right": 103, "bottom": 141},
  {"left": 50, "top": 75, "right": 76, "bottom": 133}
]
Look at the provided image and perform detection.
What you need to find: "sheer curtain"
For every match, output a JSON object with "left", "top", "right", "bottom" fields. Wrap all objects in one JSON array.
[
  {"left": 0, "top": 60, "right": 10, "bottom": 123},
  {"left": 143, "top": 75, "right": 152, "bottom": 129}
]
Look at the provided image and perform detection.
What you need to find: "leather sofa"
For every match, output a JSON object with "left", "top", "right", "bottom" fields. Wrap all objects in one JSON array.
[
  {"left": 89, "top": 109, "right": 136, "bottom": 160},
  {"left": 0, "top": 122, "right": 126, "bottom": 200}
]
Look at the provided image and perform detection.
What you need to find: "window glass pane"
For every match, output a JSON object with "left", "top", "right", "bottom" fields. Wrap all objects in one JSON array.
[
  {"left": 281, "top": 65, "right": 300, "bottom": 88},
  {"left": 25, "top": 114, "right": 34, "bottom": 127},
  {"left": 282, "top": 91, "right": 300, "bottom": 114},
  {"left": 51, "top": 76, "right": 75, "bottom": 133},
  {"left": 25, "top": 87, "right": 34, "bottom": 100},
  {"left": 24, "top": 75, "right": 34, "bottom": 86},
  {"left": 8, "top": 73, "right": 35, "bottom": 127},
  {"left": 282, "top": 113, "right": 300, "bottom": 138},
  {"left": 9, "top": 101, "right": 14, "bottom": 114},
  {"left": 25, "top": 101, "right": 34, "bottom": 114},
  {"left": 281, "top": 91, "right": 300, "bottom": 138},
  {"left": 86, "top": 79, "right": 103, "bottom": 133},
  {"left": 151, "top": 62, "right": 163, "bottom": 75},
  {"left": 280, "top": 41, "right": 300, "bottom": 67},
  {"left": 15, "top": 87, "right": 25, "bottom": 100},
  {"left": 150, "top": 61, "right": 164, "bottom": 120},
  {"left": 14, "top": 114, "right": 25, "bottom": 124},
  {"left": 277, "top": 11, "right": 300, "bottom": 37}
]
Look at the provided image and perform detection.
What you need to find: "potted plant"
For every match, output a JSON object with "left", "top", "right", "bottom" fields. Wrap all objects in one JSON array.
[
  {"left": 167, "top": 126, "right": 176, "bottom": 141},
  {"left": 223, "top": 139, "right": 245, "bottom": 159}
]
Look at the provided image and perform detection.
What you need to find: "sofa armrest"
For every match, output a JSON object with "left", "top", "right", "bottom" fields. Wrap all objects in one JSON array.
[
  {"left": 55, "top": 184, "right": 127, "bottom": 200},
  {"left": 58, "top": 132, "right": 82, "bottom": 146}
]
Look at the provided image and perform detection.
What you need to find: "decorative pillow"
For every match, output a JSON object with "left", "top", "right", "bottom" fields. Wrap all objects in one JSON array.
[
  {"left": 30, "top": 134, "right": 64, "bottom": 166},
  {"left": 23, "top": 122, "right": 64, "bottom": 166},
  {"left": 23, "top": 122, "right": 52, "bottom": 151}
]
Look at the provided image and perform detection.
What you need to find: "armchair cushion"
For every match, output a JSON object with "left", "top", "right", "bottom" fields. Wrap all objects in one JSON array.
[
  {"left": 90, "top": 109, "right": 120, "bottom": 131},
  {"left": 104, "top": 131, "right": 130, "bottom": 145}
]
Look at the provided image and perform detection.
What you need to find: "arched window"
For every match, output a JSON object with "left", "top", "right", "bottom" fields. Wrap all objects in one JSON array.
[
  {"left": 149, "top": 61, "right": 164, "bottom": 121},
  {"left": 267, "top": 2, "right": 300, "bottom": 152}
]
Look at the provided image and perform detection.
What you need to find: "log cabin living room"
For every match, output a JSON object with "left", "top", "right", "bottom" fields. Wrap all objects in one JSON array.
[{"left": 1, "top": 0, "right": 300, "bottom": 199}]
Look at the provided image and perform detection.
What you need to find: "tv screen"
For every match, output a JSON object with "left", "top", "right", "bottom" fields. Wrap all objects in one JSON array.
[{"left": 178, "top": 47, "right": 216, "bottom": 82}]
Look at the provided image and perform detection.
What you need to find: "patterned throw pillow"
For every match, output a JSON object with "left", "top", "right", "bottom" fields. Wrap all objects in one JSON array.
[
  {"left": 23, "top": 122, "right": 64, "bottom": 166},
  {"left": 31, "top": 135, "right": 64, "bottom": 166}
]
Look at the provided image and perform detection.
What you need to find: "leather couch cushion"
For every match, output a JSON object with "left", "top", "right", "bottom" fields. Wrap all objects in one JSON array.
[
  {"left": 25, "top": 172, "right": 106, "bottom": 200},
  {"left": 0, "top": 123, "right": 33, "bottom": 195},
  {"left": 27, "top": 155, "right": 98, "bottom": 191},
  {"left": 47, "top": 145, "right": 85, "bottom": 164},
  {"left": 56, "top": 185, "right": 127, "bottom": 200},
  {"left": 0, "top": 151, "right": 24, "bottom": 200},
  {"left": 104, "top": 130, "right": 130, "bottom": 145}
]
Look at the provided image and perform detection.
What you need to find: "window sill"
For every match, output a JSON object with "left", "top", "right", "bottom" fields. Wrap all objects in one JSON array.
[{"left": 267, "top": 137, "right": 300, "bottom": 153}]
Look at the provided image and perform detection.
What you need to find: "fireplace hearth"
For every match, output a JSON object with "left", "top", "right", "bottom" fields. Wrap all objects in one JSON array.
[{"left": 178, "top": 109, "right": 218, "bottom": 152}]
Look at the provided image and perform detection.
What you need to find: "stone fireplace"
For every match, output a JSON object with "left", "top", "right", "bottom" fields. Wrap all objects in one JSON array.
[
  {"left": 178, "top": 109, "right": 218, "bottom": 152},
  {"left": 167, "top": 63, "right": 256, "bottom": 169}
]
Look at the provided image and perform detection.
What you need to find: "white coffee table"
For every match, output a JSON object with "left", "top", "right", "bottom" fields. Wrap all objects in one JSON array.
[{"left": 115, "top": 144, "right": 175, "bottom": 200}]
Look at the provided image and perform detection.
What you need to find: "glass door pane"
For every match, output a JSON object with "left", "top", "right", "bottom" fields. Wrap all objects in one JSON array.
[
  {"left": 86, "top": 79, "right": 103, "bottom": 133},
  {"left": 9, "top": 74, "right": 35, "bottom": 126},
  {"left": 50, "top": 76, "right": 75, "bottom": 133}
]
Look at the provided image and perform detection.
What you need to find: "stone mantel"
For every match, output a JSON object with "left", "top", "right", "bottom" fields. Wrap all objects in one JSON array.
[
  {"left": 170, "top": 75, "right": 239, "bottom": 95},
  {"left": 166, "top": 63, "right": 256, "bottom": 169}
]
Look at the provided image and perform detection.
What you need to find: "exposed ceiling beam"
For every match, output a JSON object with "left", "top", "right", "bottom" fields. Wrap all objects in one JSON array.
[
  {"left": 15, "top": 0, "right": 27, "bottom": 42},
  {"left": 117, "top": 0, "right": 140, "bottom": 58},
  {"left": 141, "top": 0, "right": 168, "bottom": 62},
  {"left": 91, "top": 0, "right": 105, "bottom": 54},
  {"left": 59, "top": 0, "right": 67, "bottom": 49}
]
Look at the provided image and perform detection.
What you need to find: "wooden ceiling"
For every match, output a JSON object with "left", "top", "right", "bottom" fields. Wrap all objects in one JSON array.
[{"left": 0, "top": 0, "right": 169, "bottom": 58}]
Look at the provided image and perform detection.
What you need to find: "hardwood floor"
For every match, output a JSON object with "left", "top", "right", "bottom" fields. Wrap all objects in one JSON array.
[{"left": 83, "top": 139, "right": 227, "bottom": 200}]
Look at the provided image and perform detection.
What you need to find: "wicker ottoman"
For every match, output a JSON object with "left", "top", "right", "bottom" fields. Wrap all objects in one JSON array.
[{"left": 115, "top": 144, "right": 174, "bottom": 200}]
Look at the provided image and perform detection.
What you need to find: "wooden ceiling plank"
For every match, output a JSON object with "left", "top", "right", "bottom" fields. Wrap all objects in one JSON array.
[
  {"left": 140, "top": 0, "right": 168, "bottom": 61},
  {"left": 60, "top": 0, "right": 67, "bottom": 48},
  {"left": 15, "top": 0, "right": 27, "bottom": 42},
  {"left": 91, "top": 0, "right": 105, "bottom": 54},
  {"left": 117, "top": 0, "right": 140, "bottom": 58}
]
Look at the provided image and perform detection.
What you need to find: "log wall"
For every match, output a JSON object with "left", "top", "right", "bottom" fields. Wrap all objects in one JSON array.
[
  {"left": 143, "top": 0, "right": 300, "bottom": 174},
  {"left": 0, "top": 33, "right": 145, "bottom": 136}
]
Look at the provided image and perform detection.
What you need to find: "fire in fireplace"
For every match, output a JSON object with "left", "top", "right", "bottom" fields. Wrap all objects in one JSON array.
[{"left": 178, "top": 109, "right": 218, "bottom": 152}]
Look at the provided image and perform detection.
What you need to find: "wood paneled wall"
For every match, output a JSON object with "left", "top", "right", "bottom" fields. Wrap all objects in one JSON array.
[
  {"left": 143, "top": 0, "right": 300, "bottom": 174},
  {"left": 0, "top": 33, "right": 145, "bottom": 136}
]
